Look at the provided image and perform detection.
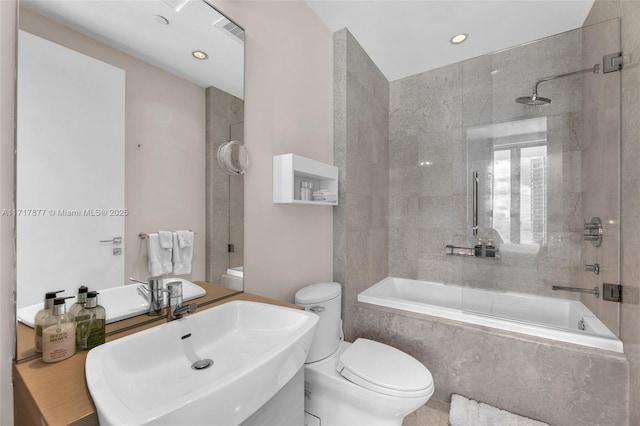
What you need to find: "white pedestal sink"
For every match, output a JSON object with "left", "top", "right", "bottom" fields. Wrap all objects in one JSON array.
[{"left": 86, "top": 301, "right": 318, "bottom": 425}]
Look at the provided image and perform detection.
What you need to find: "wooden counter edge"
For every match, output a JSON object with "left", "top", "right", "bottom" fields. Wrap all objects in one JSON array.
[{"left": 14, "top": 284, "right": 302, "bottom": 426}]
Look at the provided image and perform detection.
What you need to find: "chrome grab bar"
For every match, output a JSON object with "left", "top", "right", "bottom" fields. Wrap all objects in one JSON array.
[
  {"left": 472, "top": 171, "right": 478, "bottom": 237},
  {"left": 552, "top": 285, "right": 599, "bottom": 299}
]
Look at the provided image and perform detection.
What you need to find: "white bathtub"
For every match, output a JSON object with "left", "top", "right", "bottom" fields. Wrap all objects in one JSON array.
[{"left": 358, "top": 277, "right": 623, "bottom": 353}]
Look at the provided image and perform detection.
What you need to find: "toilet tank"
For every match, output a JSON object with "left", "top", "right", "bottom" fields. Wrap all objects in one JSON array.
[{"left": 295, "top": 282, "right": 342, "bottom": 363}]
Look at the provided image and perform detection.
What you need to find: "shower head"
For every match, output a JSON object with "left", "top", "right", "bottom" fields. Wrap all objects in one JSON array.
[
  {"left": 515, "top": 95, "right": 551, "bottom": 106},
  {"left": 516, "top": 63, "right": 599, "bottom": 106}
]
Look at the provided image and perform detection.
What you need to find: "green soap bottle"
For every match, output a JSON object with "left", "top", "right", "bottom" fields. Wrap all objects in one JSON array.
[
  {"left": 68, "top": 285, "right": 89, "bottom": 318},
  {"left": 76, "top": 291, "right": 106, "bottom": 351},
  {"left": 34, "top": 290, "right": 64, "bottom": 353}
]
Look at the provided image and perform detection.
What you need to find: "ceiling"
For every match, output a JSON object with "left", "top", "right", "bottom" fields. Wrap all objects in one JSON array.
[
  {"left": 23, "top": 0, "right": 244, "bottom": 98},
  {"left": 306, "top": 0, "right": 595, "bottom": 82}
]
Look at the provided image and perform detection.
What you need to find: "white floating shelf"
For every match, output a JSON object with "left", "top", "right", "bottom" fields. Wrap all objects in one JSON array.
[{"left": 273, "top": 154, "right": 338, "bottom": 205}]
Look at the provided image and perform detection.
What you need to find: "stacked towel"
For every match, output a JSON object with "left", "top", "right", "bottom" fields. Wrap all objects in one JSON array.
[
  {"left": 172, "top": 230, "right": 194, "bottom": 275},
  {"left": 147, "top": 232, "right": 173, "bottom": 276},
  {"left": 313, "top": 189, "right": 337, "bottom": 203}
]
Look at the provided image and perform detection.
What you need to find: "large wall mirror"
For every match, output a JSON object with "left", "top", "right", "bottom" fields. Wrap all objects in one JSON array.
[{"left": 15, "top": 0, "right": 244, "bottom": 361}]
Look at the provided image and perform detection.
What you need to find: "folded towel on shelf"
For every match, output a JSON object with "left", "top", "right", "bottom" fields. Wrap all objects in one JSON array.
[
  {"left": 147, "top": 233, "right": 173, "bottom": 276},
  {"left": 158, "top": 230, "right": 173, "bottom": 249},
  {"left": 313, "top": 189, "right": 337, "bottom": 202},
  {"left": 172, "top": 230, "right": 194, "bottom": 275}
]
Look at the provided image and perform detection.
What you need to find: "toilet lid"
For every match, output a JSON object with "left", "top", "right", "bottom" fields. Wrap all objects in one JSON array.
[{"left": 336, "top": 339, "right": 434, "bottom": 398}]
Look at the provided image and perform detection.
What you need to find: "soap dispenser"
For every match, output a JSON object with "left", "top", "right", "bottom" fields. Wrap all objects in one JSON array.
[
  {"left": 42, "top": 297, "right": 76, "bottom": 363},
  {"left": 34, "top": 290, "right": 64, "bottom": 353},
  {"left": 69, "top": 285, "right": 89, "bottom": 318},
  {"left": 486, "top": 239, "right": 496, "bottom": 258},
  {"left": 76, "top": 291, "right": 106, "bottom": 351}
]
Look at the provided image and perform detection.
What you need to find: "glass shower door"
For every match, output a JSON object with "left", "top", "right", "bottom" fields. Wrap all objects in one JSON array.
[{"left": 461, "top": 18, "right": 621, "bottom": 336}]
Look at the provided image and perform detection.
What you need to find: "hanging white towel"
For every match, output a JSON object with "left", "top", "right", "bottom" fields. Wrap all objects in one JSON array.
[
  {"left": 177, "top": 230, "right": 194, "bottom": 249},
  {"left": 172, "top": 231, "right": 194, "bottom": 275},
  {"left": 158, "top": 230, "right": 173, "bottom": 249},
  {"left": 147, "top": 233, "right": 172, "bottom": 276}
]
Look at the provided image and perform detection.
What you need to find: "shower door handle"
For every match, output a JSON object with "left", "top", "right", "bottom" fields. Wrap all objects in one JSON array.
[{"left": 472, "top": 171, "right": 479, "bottom": 237}]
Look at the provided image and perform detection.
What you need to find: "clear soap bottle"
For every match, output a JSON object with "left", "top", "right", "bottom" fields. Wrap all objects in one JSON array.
[
  {"left": 76, "top": 291, "right": 106, "bottom": 351},
  {"left": 42, "top": 297, "right": 76, "bottom": 363},
  {"left": 68, "top": 285, "right": 89, "bottom": 318},
  {"left": 34, "top": 290, "right": 64, "bottom": 353}
]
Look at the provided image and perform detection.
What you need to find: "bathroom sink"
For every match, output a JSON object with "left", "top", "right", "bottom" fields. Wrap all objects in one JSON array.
[
  {"left": 86, "top": 300, "right": 318, "bottom": 425},
  {"left": 17, "top": 279, "right": 206, "bottom": 327}
]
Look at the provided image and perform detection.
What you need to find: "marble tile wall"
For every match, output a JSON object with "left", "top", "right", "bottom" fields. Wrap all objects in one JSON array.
[
  {"left": 354, "top": 304, "right": 629, "bottom": 426},
  {"left": 584, "top": 2, "right": 640, "bottom": 424},
  {"left": 333, "top": 29, "right": 389, "bottom": 341},
  {"left": 388, "top": 28, "right": 588, "bottom": 299},
  {"left": 205, "top": 86, "right": 244, "bottom": 285}
]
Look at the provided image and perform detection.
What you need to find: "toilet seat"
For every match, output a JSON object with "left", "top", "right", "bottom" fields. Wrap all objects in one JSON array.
[{"left": 335, "top": 338, "right": 434, "bottom": 399}]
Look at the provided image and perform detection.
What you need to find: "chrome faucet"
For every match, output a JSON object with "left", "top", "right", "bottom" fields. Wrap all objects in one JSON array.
[
  {"left": 167, "top": 281, "right": 196, "bottom": 321},
  {"left": 130, "top": 277, "right": 165, "bottom": 315}
]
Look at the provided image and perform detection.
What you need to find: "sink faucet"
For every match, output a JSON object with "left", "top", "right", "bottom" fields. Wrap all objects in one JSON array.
[
  {"left": 167, "top": 281, "right": 196, "bottom": 321},
  {"left": 130, "top": 277, "right": 165, "bottom": 316}
]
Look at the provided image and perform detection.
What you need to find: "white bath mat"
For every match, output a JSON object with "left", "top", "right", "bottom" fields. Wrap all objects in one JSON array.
[{"left": 449, "top": 394, "right": 550, "bottom": 426}]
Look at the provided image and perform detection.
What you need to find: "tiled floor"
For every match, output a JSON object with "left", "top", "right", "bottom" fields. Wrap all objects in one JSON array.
[{"left": 403, "top": 398, "right": 450, "bottom": 426}]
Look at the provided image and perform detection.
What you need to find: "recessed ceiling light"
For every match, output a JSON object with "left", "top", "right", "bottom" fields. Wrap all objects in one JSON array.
[
  {"left": 154, "top": 15, "right": 169, "bottom": 25},
  {"left": 450, "top": 33, "right": 468, "bottom": 45},
  {"left": 192, "top": 51, "right": 209, "bottom": 60}
]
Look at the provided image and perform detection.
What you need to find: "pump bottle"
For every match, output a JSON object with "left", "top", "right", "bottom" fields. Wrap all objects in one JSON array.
[
  {"left": 34, "top": 290, "right": 64, "bottom": 353},
  {"left": 69, "top": 285, "right": 89, "bottom": 318},
  {"left": 76, "top": 291, "right": 106, "bottom": 351},
  {"left": 42, "top": 297, "right": 76, "bottom": 363}
]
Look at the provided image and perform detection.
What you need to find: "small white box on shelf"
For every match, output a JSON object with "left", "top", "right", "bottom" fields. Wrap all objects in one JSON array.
[{"left": 273, "top": 154, "right": 338, "bottom": 205}]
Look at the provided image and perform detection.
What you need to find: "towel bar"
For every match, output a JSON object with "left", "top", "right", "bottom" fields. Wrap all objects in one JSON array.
[{"left": 139, "top": 230, "right": 196, "bottom": 240}]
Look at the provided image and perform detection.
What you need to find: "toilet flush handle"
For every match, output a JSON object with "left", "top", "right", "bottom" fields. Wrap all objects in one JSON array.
[{"left": 309, "top": 306, "right": 325, "bottom": 313}]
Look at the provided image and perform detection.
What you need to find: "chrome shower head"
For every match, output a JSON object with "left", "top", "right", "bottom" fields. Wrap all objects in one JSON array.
[
  {"left": 516, "top": 63, "right": 599, "bottom": 106},
  {"left": 515, "top": 95, "right": 551, "bottom": 106}
]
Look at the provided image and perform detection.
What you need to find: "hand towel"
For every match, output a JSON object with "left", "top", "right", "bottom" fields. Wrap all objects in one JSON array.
[
  {"left": 147, "top": 233, "right": 173, "bottom": 276},
  {"left": 177, "top": 230, "right": 194, "bottom": 249},
  {"left": 158, "top": 230, "right": 173, "bottom": 249},
  {"left": 172, "top": 231, "right": 194, "bottom": 275}
]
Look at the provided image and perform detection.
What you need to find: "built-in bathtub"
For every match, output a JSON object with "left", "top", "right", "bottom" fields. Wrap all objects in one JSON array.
[{"left": 358, "top": 277, "right": 623, "bottom": 353}]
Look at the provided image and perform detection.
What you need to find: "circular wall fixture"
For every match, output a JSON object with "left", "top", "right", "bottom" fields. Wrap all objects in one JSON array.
[{"left": 217, "top": 140, "right": 249, "bottom": 175}]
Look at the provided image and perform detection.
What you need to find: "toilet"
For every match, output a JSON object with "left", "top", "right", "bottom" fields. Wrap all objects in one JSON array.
[{"left": 295, "top": 283, "right": 434, "bottom": 426}]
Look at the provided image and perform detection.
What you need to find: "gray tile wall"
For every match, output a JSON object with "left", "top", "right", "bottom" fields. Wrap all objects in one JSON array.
[
  {"left": 333, "top": 29, "right": 389, "bottom": 341},
  {"left": 205, "top": 86, "right": 244, "bottom": 285},
  {"left": 585, "top": 2, "right": 640, "bottom": 424},
  {"left": 355, "top": 304, "right": 629, "bottom": 426},
  {"left": 388, "top": 28, "right": 589, "bottom": 299}
]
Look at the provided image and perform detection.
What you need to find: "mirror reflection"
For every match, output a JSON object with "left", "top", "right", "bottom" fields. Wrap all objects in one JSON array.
[{"left": 15, "top": 0, "right": 244, "bottom": 361}]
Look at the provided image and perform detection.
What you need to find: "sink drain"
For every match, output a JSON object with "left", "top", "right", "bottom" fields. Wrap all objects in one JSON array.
[{"left": 191, "top": 359, "right": 214, "bottom": 370}]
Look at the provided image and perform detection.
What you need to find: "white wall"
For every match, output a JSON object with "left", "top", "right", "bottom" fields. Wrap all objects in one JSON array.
[
  {"left": 214, "top": 0, "right": 334, "bottom": 302},
  {"left": 0, "top": 1, "right": 16, "bottom": 423},
  {"left": 17, "top": 30, "right": 126, "bottom": 307}
]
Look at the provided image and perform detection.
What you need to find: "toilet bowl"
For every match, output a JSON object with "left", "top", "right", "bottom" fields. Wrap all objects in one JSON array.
[{"left": 295, "top": 283, "right": 434, "bottom": 426}]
